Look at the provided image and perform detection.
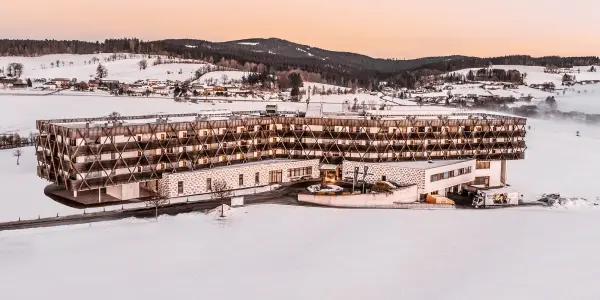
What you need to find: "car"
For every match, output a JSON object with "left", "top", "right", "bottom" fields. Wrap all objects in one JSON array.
[{"left": 307, "top": 184, "right": 343, "bottom": 193}]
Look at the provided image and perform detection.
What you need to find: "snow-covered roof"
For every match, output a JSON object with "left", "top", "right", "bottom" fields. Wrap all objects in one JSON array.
[{"left": 378, "top": 159, "right": 474, "bottom": 170}]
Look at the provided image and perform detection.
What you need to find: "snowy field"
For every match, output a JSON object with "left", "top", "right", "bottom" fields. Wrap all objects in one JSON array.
[
  {"left": 556, "top": 84, "right": 600, "bottom": 114},
  {"left": 0, "top": 53, "right": 206, "bottom": 83},
  {"left": 196, "top": 70, "right": 250, "bottom": 85},
  {"left": 454, "top": 65, "right": 600, "bottom": 86},
  {"left": 0, "top": 80, "right": 599, "bottom": 299},
  {"left": 1, "top": 205, "right": 600, "bottom": 300}
]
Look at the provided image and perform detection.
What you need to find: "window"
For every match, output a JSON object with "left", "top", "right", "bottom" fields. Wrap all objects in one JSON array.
[
  {"left": 182, "top": 161, "right": 187, "bottom": 167},
  {"left": 177, "top": 181, "right": 184, "bottom": 194},
  {"left": 474, "top": 176, "right": 490, "bottom": 186},
  {"left": 160, "top": 163, "right": 165, "bottom": 170},
  {"left": 206, "top": 178, "right": 212, "bottom": 191},
  {"left": 182, "top": 132, "right": 187, "bottom": 138},
  {"left": 239, "top": 174, "right": 244, "bottom": 187},
  {"left": 137, "top": 166, "right": 142, "bottom": 173},
  {"left": 160, "top": 134, "right": 165, "bottom": 140},
  {"left": 255, "top": 172, "right": 260, "bottom": 185},
  {"left": 269, "top": 170, "right": 283, "bottom": 183},
  {"left": 382, "top": 175, "right": 387, "bottom": 181},
  {"left": 476, "top": 161, "right": 491, "bottom": 169},
  {"left": 288, "top": 167, "right": 313, "bottom": 178},
  {"left": 137, "top": 136, "right": 142, "bottom": 142},
  {"left": 137, "top": 151, "right": 142, "bottom": 157}
]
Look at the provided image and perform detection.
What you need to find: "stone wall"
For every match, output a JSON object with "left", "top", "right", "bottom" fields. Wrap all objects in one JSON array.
[
  {"left": 342, "top": 160, "right": 426, "bottom": 189},
  {"left": 159, "top": 159, "right": 320, "bottom": 198}
]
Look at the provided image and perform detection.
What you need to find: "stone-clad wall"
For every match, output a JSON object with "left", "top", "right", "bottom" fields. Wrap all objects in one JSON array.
[
  {"left": 342, "top": 160, "right": 426, "bottom": 189},
  {"left": 159, "top": 159, "right": 320, "bottom": 198}
]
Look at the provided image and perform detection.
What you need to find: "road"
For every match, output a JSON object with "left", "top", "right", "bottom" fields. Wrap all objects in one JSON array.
[{"left": 0, "top": 181, "right": 315, "bottom": 232}]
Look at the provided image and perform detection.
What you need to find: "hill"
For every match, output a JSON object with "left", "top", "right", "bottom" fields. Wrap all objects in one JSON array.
[{"left": 0, "top": 38, "right": 599, "bottom": 89}]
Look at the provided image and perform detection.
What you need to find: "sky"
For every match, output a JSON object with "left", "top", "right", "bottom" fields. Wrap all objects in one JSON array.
[{"left": 1, "top": 0, "right": 600, "bottom": 59}]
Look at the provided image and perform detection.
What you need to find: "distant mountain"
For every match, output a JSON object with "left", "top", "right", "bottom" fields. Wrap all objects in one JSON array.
[{"left": 160, "top": 38, "right": 467, "bottom": 73}]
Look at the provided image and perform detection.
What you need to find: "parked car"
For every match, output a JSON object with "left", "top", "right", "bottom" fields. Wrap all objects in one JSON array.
[{"left": 307, "top": 184, "right": 343, "bottom": 193}]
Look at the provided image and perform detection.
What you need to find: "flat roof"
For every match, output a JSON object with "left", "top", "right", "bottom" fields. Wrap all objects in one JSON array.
[
  {"left": 38, "top": 110, "right": 526, "bottom": 129},
  {"left": 377, "top": 159, "right": 475, "bottom": 170},
  {"left": 164, "top": 159, "right": 317, "bottom": 174}
]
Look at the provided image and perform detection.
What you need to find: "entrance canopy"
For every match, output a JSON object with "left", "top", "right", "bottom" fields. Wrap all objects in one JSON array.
[{"left": 320, "top": 164, "right": 339, "bottom": 171}]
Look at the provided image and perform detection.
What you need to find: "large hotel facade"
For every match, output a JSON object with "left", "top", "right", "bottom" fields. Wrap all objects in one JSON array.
[{"left": 36, "top": 109, "right": 527, "bottom": 203}]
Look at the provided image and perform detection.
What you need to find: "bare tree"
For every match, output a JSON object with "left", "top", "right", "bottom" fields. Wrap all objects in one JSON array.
[
  {"left": 221, "top": 74, "right": 229, "bottom": 85},
  {"left": 13, "top": 149, "right": 23, "bottom": 165},
  {"left": 7, "top": 62, "right": 24, "bottom": 77},
  {"left": 210, "top": 179, "right": 233, "bottom": 218},
  {"left": 146, "top": 195, "right": 168, "bottom": 220},
  {"left": 138, "top": 59, "right": 148, "bottom": 70}
]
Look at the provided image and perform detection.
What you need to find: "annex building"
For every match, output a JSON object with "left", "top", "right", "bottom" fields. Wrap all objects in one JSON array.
[{"left": 35, "top": 108, "right": 526, "bottom": 204}]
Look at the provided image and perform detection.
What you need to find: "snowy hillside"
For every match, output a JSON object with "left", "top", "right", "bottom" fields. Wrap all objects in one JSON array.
[
  {"left": 0, "top": 54, "right": 207, "bottom": 83},
  {"left": 454, "top": 65, "right": 600, "bottom": 85},
  {"left": 196, "top": 71, "right": 250, "bottom": 85},
  {"left": 301, "top": 82, "right": 350, "bottom": 93}
]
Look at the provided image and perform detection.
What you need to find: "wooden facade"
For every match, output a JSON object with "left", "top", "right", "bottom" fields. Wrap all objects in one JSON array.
[{"left": 36, "top": 112, "right": 527, "bottom": 192}]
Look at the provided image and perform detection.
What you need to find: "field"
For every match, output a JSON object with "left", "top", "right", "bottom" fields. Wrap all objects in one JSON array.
[
  {"left": 0, "top": 54, "right": 205, "bottom": 83},
  {"left": 1, "top": 204, "right": 599, "bottom": 300}
]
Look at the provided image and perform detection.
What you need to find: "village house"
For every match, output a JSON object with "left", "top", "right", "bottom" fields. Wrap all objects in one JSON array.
[
  {"left": 42, "top": 82, "right": 58, "bottom": 90},
  {"left": 87, "top": 80, "right": 99, "bottom": 90},
  {"left": 0, "top": 77, "right": 18, "bottom": 88},
  {"left": 191, "top": 84, "right": 205, "bottom": 94},
  {"left": 153, "top": 86, "right": 170, "bottom": 96},
  {"left": 99, "top": 79, "right": 120, "bottom": 89},
  {"left": 50, "top": 78, "right": 73, "bottom": 89},
  {"left": 146, "top": 79, "right": 160, "bottom": 86},
  {"left": 11, "top": 79, "right": 28, "bottom": 89},
  {"left": 127, "top": 84, "right": 152, "bottom": 95}
]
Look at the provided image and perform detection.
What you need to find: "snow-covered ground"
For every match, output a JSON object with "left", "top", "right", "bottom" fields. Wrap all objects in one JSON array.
[
  {"left": 0, "top": 54, "right": 206, "bottom": 83},
  {"left": 301, "top": 82, "right": 350, "bottom": 93},
  {"left": 0, "top": 86, "right": 599, "bottom": 299},
  {"left": 454, "top": 65, "right": 600, "bottom": 86},
  {"left": 555, "top": 84, "right": 600, "bottom": 114},
  {"left": 196, "top": 70, "right": 250, "bottom": 85},
  {"left": 1, "top": 204, "right": 600, "bottom": 300},
  {"left": 422, "top": 65, "right": 600, "bottom": 103}
]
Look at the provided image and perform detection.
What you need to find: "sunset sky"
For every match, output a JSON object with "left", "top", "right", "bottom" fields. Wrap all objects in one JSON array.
[{"left": 1, "top": 0, "right": 599, "bottom": 58}]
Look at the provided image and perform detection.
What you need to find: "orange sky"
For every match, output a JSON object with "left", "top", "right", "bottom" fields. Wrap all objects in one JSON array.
[{"left": 2, "top": 0, "right": 600, "bottom": 58}]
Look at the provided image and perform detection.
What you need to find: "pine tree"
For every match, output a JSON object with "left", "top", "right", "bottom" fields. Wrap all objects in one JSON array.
[{"left": 96, "top": 63, "right": 108, "bottom": 78}]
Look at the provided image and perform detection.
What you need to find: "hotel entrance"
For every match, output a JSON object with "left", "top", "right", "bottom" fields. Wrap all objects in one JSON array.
[{"left": 319, "top": 164, "right": 340, "bottom": 184}]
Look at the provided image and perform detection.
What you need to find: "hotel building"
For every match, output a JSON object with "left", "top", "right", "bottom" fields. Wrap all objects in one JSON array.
[{"left": 36, "top": 109, "right": 526, "bottom": 203}]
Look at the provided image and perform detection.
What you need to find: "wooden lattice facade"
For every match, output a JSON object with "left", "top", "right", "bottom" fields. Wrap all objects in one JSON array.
[{"left": 35, "top": 112, "right": 527, "bottom": 192}]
